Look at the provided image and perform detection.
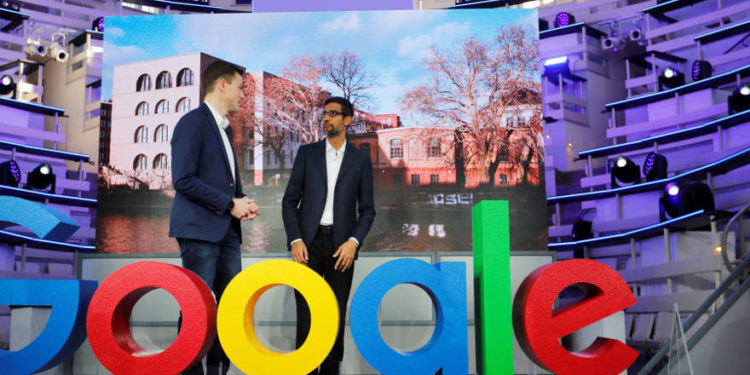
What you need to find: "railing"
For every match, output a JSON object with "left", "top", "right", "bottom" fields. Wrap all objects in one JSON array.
[
  {"left": 636, "top": 244, "right": 750, "bottom": 374},
  {"left": 720, "top": 201, "right": 750, "bottom": 272}
]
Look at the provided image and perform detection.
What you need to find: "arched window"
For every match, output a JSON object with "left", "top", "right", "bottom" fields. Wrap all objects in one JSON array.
[
  {"left": 154, "top": 124, "right": 168, "bottom": 143},
  {"left": 133, "top": 154, "right": 147, "bottom": 170},
  {"left": 176, "top": 97, "right": 191, "bottom": 113},
  {"left": 177, "top": 68, "right": 194, "bottom": 87},
  {"left": 155, "top": 99, "right": 169, "bottom": 114},
  {"left": 427, "top": 137, "right": 441, "bottom": 158},
  {"left": 136, "top": 74, "right": 151, "bottom": 92},
  {"left": 156, "top": 71, "right": 172, "bottom": 89},
  {"left": 135, "top": 101, "right": 149, "bottom": 116},
  {"left": 390, "top": 138, "right": 403, "bottom": 159},
  {"left": 134, "top": 126, "right": 148, "bottom": 143},
  {"left": 153, "top": 153, "right": 168, "bottom": 169}
]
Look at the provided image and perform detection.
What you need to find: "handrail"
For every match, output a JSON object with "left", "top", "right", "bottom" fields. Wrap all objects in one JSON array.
[
  {"left": 721, "top": 201, "right": 750, "bottom": 272},
  {"left": 636, "top": 240, "right": 750, "bottom": 374}
]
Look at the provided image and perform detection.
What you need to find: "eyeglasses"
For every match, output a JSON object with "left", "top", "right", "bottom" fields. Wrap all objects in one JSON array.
[{"left": 322, "top": 110, "right": 344, "bottom": 118}]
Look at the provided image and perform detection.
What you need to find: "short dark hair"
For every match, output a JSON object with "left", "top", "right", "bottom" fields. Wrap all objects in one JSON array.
[
  {"left": 324, "top": 96, "right": 354, "bottom": 117},
  {"left": 201, "top": 61, "right": 244, "bottom": 95}
]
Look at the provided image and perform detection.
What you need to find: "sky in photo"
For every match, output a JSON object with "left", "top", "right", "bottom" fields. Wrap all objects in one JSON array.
[{"left": 103, "top": 9, "right": 537, "bottom": 124}]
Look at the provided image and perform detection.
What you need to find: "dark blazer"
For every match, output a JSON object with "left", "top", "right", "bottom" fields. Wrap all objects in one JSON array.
[
  {"left": 282, "top": 140, "right": 375, "bottom": 257},
  {"left": 169, "top": 102, "right": 243, "bottom": 243}
]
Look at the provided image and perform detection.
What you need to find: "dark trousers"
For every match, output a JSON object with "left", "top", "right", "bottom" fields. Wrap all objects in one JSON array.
[
  {"left": 177, "top": 225, "right": 242, "bottom": 375},
  {"left": 295, "top": 226, "right": 355, "bottom": 375}
]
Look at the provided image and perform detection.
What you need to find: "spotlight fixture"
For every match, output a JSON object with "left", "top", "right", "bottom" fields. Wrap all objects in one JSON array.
[
  {"left": 92, "top": 17, "right": 104, "bottom": 32},
  {"left": 691, "top": 60, "right": 712, "bottom": 81},
  {"left": 610, "top": 156, "right": 641, "bottom": 187},
  {"left": 602, "top": 37, "right": 623, "bottom": 51},
  {"left": 658, "top": 67, "right": 685, "bottom": 90},
  {"left": 25, "top": 39, "right": 49, "bottom": 57},
  {"left": 0, "top": 160, "right": 21, "bottom": 187},
  {"left": 26, "top": 163, "right": 56, "bottom": 192},
  {"left": 0, "top": 74, "right": 15, "bottom": 98},
  {"left": 728, "top": 83, "right": 750, "bottom": 114},
  {"left": 643, "top": 152, "right": 668, "bottom": 181},
  {"left": 50, "top": 43, "right": 69, "bottom": 63},
  {"left": 543, "top": 56, "right": 570, "bottom": 76},
  {"left": 660, "top": 181, "right": 715, "bottom": 221},
  {"left": 554, "top": 12, "right": 575, "bottom": 28},
  {"left": 629, "top": 28, "right": 643, "bottom": 42}
]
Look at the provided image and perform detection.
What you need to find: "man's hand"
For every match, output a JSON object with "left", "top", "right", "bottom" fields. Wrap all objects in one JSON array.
[
  {"left": 333, "top": 239, "right": 357, "bottom": 272},
  {"left": 291, "top": 241, "right": 308, "bottom": 265},
  {"left": 241, "top": 198, "right": 260, "bottom": 221},
  {"left": 230, "top": 197, "right": 254, "bottom": 219}
]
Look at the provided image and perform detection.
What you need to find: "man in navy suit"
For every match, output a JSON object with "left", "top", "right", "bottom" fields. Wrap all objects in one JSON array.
[
  {"left": 282, "top": 96, "right": 375, "bottom": 375},
  {"left": 170, "top": 60, "right": 259, "bottom": 375}
]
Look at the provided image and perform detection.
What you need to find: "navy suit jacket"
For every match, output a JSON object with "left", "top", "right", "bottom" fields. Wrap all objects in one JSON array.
[
  {"left": 282, "top": 140, "right": 375, "bottom": 257},
  {"left": 169, "top": 102, "right": 244, "bottom": 243}
]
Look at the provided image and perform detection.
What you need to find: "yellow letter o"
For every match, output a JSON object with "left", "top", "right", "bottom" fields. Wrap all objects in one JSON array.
[{"left": 217, "top": 260, "right": 339, "bottom": 374}]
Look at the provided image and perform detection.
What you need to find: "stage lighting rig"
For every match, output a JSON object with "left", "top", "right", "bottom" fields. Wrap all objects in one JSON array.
[
  {"left": 728, "top": 83, "right": 750, "bottom": 114},
  {"left": 659, "top": 67, "right": 685, "bottom": 90},
  {"left": 660, "top": 181, "right": 715, "bottom": 221},
  {"left": 691, "top": 60, "right": 712, "bottom": 81},
  {"left": 554, "top": 12, "right": 575, "bottom": 28},
  {"left": 26, "top": 163, "right": 56, "bottom": 192},
  {"left": 643, "top": 152, "right": 668, "bottom": 181},
  {"left": 610, "top": 156, "right": 641, "bottom": 187},
  {"left": 0, "top": 160, "right": 21, "bottom": 187}
]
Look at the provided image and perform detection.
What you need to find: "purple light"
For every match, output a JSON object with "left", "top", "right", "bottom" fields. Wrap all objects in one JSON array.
[
  {"left": 9, "top": 161, "right": 20, "bottom": 181},
  {"left": 554, "top": 12, "right": 575, "bottom": 28},
  {"left": 644, "top": 153, "right": 655, "bottom": 175},
  {"left": 692, "top": 60, "right": 712, "bottom": 81},
  {"left": 97, "top": 18, "right": 104, "bottom": 32}
]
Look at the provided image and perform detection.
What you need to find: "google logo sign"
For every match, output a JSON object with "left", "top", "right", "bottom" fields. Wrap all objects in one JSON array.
[{"left": 0, "top": 202, "right": 638, "bottom": 374}]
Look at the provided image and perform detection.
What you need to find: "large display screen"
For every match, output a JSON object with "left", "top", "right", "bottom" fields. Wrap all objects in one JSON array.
[{"left": 97, "top": 9, "right": 546, "bottom": 254}]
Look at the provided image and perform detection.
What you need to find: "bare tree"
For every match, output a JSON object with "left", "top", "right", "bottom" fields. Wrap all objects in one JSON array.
[
  {"left": 320, "top": 51, "right": 378, "bottom": 109},
  {"left": 403, "top": 24, "right": 542, "bottom": 187}
]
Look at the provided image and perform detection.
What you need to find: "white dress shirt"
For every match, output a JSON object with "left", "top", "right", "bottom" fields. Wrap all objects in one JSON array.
[
  {"left": 320, "top": 139, "right": 346, "bottom": 225},
  {"left": 204, "top": 101, "right": 235, "bottom": 181}
]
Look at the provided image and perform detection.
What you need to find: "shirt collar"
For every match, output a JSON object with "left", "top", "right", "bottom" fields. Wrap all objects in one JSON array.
[
  {"left": 204, "top": 101, "right": 229, "bottom": 129},
  {"left": 326, "top": 138, "right": 346, "bottom": 155}
]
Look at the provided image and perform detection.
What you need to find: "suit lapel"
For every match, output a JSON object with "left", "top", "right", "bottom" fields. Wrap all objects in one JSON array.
[
  {"left": 200, "top": 103, "right": 234, "bottom": 179},
  {"left": 315, "top": 140, "right": 328, "bottom": 187},
  {"left": 335, "top": 143, "right": 355, "bottom": 188}
]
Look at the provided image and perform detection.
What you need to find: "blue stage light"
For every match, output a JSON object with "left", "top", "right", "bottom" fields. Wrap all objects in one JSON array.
[
  {"left": 610, "top": 156, "right": 640, "bottom": 187},
  {"left": 27, "top": 163, "right": 56, "bottom": 192},
  {"left": 0, "top": 74, "right": 15, "bottom": 98},
  {"left": 544, "top": 56, "right": 568, "bottom": 66},
  {"left": 728, "top": 83, "right": 750, "bottom": 114},
  {"left": 543, "top": 56, "right": 570, "bottom": 77},
  {"left": 659, "top": 67, "right": 685, "bottom": 90},
  {"left": 660, "top": 181, "right": 714, "bottom": 221}
]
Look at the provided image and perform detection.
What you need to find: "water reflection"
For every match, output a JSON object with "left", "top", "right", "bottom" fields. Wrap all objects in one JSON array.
[{"left": 96, "top": 187, "right": 547, "bottom": 254}]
